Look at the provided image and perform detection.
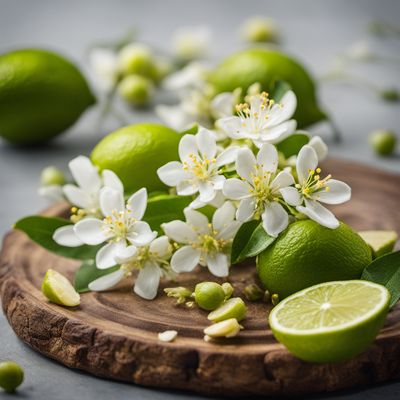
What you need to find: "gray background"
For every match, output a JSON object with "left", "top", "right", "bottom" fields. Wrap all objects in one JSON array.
[{"left": 0, "top": 0, "right": 399, "bottom": 399}]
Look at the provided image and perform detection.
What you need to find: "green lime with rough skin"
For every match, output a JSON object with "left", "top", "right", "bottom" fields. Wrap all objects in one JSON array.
[
  {"left": 257, "top": 220, "right": 372, "bottom": 299},
  {"left": 0, "top": 49, "right": 95, "bottom": 145},
  {"left": 210, "top": 48, "right": 326, "bottom": 128},
  {"left": 194, "top": 282, "right": 225, "bottom": 311},
  {"left": 0, "top": 361, "right": 24, "bottom": 393},
  {"left": 91, "top": 123, "right": 181, "bottom": 194}
]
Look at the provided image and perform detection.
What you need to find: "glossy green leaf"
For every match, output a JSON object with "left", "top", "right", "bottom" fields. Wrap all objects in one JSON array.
[
  {"left": 74, "top": 260, "right": 120, "bottom": 293},
  {"left": 361, "top": 251, "right": 400, "bottom": 308},
  {"left": 14, "top": 216, "right": 100, "bottom": 260},
  {"left": 269, "top": 80, "right": 292, "bottom": 102}
]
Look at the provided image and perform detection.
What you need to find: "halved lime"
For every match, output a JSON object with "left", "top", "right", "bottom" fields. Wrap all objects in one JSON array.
[
  {"left": 208, "top": 297, "right": 247, "bottom": 322},
  {"left": 41, "top": 269, "right": 80, "bottom": 307},
  {"left": 358, "top": 230, "right": 398, "bottom": 258},
  {"left": 269, "top": 280, "right": 390, "bottom": 363}
]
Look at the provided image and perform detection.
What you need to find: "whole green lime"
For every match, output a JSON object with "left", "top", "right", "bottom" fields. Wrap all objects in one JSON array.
[
  {"left": 0, "top": 49, "right": 95, "bottom": 145},
  {"left": 0, "top": 361, "right": 24, "bottom": 392},
  {"left": 210, "top": 48, "right": 326, "bottom": 128},
  {"left": 257, "top": 220, "right": 372, "bottom": 299},
  {"left": 369, "top": 129, "right": 397, "bottom": 156},
  {"left": 91, "top": 123, "right": 181, "bottom": 193}
]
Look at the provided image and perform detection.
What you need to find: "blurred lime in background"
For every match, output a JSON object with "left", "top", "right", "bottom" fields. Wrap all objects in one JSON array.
[
  {"left": 91, "top": 123, "right": 181, "bottom": 193},
  {"left": 210, "top": 48, "right": 327, "bottom": 128},
  {"left": 0, "top": 49, "right": 95, "bottom": 145}
]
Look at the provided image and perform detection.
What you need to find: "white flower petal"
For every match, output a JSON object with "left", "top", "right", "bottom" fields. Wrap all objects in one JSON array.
[
  {"left": 258, "top": 120, "right": 297, "bottom": 145},
  {"left": 212, "top": 201, "right": 235, "bottom": 231},
  {"left": 179, "top": 134, "right": 198, "bottom": 161},
  {"left": 211, "top": 92, "right": 234, "bottom": 119},
  {"left": 217, "top": 116, "right": 244, "bottom": 139},
  {"left": 313, "top": 180, "right": 351, "bottom": 205},
  {"left": 309, "top": 136, "right": 328, "bottom": 161},
  {"left": 155, "top": 104, "right": 194, "bottom": 131},
  {"left": 149, "top": 236, "right": 171, "bottom": 259},
  {"left": 236, "top": 148, "right": 256, "bottom": 181},
  {"left": 217, "top": 221, "right": 242, "bottom": 241},
  {"left": 297, "top": 199, "right": 339, "bottom": 229},
  {"left": 128, "top": 188, "right": 147, "bottom": 220},
  {"left": 162, "top": 220, "right": 197, "bottom": 244},
  {"left": 184, "top": 207, "right": 210, "bottom": 234},
  {"left": 69, "top": 156, "right": 101, "bottom": 193},
  {"left": 261, "top": 202, "right": 289, "bottom": 237},
  {"left": 99, "top": 187, "right": 124, "bottom": 216},
  {"left": 114, "top": 245, "right": 138, "bottom": 264},
  {"left": 196, "top": 127, "right": 217, "bottom": 160},
  {"left": 268, "top": 90, "right": 297, "bottom": 126},
  {"left": 257, "top": 143, "right": 278, "bottom": 173},
  {"left": 280, "top": 187, "right": 301, "bottom": 206},
  {"left": 177, "top": 180, "right": 198, "bottom": 196},
  {"left": 96, "top": 241, "right": 125, "bottom": 269},
  {"left": 198, "top": 181, "right": 216, "bottom": 203},
  {"left": 53, "top": 225, "right": 84, "bottom": 247},
  {"left": 88, "top": 269, "right": 125, "bottom": 292},
  {"left": 74, "top": 218, "right": 108, "bottom": 245},
  {"left": 296, "top": 145, "right": 319, "bottom": 183},
  {"left": 127, "top": 221, "right": 157, "bottom": 246},
  {"left": 157, "top": 161, "right": 188, "bottom": 186},
  {"left": 236, "top": 197, "right": 256, "bottom": 222},
  {"left": 171, "top": 245, "right": 200, "bottom": 272},
  {"left": 271, "top": 171, "right": 295, "bottom": 189},
  {"left": 223, "top": 178, "right": 250, "bottom": 200},
  {"left": 210, "top": 174, "right": 226, "bottom": 190},
  {"left": 102, "top": 170, "right": 124, "bottom": 194},
  {"left": 134, "top": 262, "right": 162, "bottom": 300},
  {"left": 206, "top": 253, "right": 229, "bottom": 277},
  {"left": 63, "top": 184, "right": 93, "bottom": 209},
  {"left": 216, "top": 146, "right": 239, "bottom": 168}
]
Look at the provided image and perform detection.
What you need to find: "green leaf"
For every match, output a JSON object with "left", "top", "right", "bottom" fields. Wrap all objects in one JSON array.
[
  {"left": 277, "top": 132, "right": 310, "bottom": 158},
  {"left": 144, "top": 194, "right": 192, "bottom": 232},
  {"left": 180, "top": 123, "right": 198, "bottom": 135},
  {"left": 231, "top": 221, "right": 275, "bottom": 264},
  {"left": 269, "top": 80, "right": 292, "bottom": 102},
  {"left": 14, "top": 216, "right": 100, "bottom": 260},
  {"left": 361, "top": 251, "right": 400, "bottom": 308},
  {"left": 74, "top": 260, "right": 120, "bottom": 293}
]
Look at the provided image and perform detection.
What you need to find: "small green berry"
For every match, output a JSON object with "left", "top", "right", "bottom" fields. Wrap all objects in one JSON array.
[
  {"left": 117, "top": 75, "right": 154, "bottom": 107},
  {"left": 118, "top": 43, "right": 156, "bottom": 79},
  {"left": 271, "top": 293, "right": 280, "bottom": 306},
  {"left": 40, "top": 166, "right": 66, "bottom": 186},
  {"left": 221, "top": 282, "right": 234, "bottom": 300},
  {"left": 369, "top": 129, "right": 397, "bottom": 156},
  {"left": 194, "top": 282, "right": 225, "bottom": 311},
  {"left": 243, "top": 283, "right": 264, "bottom": 301},
  {"left": 240, "top": 17, "right": 279, "bottom": 43},
  {"left": 0, "top": 361, "right": 24, "bottom": 393},
  {"left": 379, "top": 89, "right": 400, "bottom": 102}
]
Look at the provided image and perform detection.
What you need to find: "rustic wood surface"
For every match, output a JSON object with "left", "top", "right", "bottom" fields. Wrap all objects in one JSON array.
[{"left": 1, "top": 159, "right": 400, "bottom": 397}]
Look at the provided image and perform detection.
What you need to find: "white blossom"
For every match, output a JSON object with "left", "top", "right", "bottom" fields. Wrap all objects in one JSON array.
[
  {"left": 172, "top": 26, "right": 211, "bottom": 61},
  {"left": 223, "top": 144, "right": 295, "bottom": 237},
  {"left": 162, "top": 202, "right": 241, "bottom": 277}
]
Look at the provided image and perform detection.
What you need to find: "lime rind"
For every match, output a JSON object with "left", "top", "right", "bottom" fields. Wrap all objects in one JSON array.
[{"left": 42, "top": 269, "right": 80, "bottom": 307}]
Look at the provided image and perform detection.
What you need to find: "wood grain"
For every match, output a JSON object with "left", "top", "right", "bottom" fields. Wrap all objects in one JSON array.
[{"left": 1, "top": 159, "right": 400, "bottom": 397}]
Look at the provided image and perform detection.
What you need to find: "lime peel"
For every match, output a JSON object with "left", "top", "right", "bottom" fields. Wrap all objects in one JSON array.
[
  {"left": 42, "top": 269, "right": 80, "bottom": 307},
  {"left": 208, "top": 297, "right": 247, "bottom": 322}
]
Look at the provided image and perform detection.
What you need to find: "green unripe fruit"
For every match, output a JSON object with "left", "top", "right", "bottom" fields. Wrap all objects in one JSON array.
[
  {"left": 0, "top": 361, "right": 24, "bottom": 392},
  {"left": 241, "top": 17, "right": 279, "bottom": 43},
  {"left": 118, "top": 44, "right": 157, "bottom": 80},
  {"left": 118, "top": 75, "right": 154, "bottom": 107},
  {"left": 194, "top": 282, "right": 225, "bottom": 311},
  {"left": 369, "top": 129, "right": 397, "bottom": 156},
  {"left": 40, "top": 166, "right": 66, "bottom": 186}
]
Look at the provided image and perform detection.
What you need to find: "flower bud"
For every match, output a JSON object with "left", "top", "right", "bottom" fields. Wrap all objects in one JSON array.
[
  {"left": 221, "top": 282, "right": 234, "bottom": 300},
  {"left": 117, "top": 75, "right": 154, "bottom": 107},
  {"left": 118, "top": 43, "right": 156, "bottom": 79},
  {"left": 40, "top": 166, "right": 66, "bottom": 186},
  {"left": 240, "top": 17, "right": 279, "bottom": 43},
  {"left": 369, "top": 129, "right": 397, "bottom": 156}
]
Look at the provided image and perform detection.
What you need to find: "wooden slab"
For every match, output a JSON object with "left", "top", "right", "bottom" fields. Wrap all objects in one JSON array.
[{"left": 1, "top": 159, "right": 400, "bottom": 397}]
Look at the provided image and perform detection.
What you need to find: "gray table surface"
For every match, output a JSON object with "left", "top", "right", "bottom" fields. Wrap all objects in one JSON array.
[{"left": 0, "top": 0, "right": 400, "bottom": 399}]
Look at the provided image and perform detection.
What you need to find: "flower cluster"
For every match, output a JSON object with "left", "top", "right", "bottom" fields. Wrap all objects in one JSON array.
[{"left": 52, "top": 90, "right": 351, "bottom": 300}]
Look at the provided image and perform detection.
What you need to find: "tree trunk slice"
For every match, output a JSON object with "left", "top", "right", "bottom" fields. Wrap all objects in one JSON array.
[{"left": 1, "top": 159, "right": 400, "bottom": 397}]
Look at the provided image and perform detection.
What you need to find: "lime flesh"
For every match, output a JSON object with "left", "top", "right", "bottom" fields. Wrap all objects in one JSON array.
[
  {"left": 358, "top": 230, "right": 398, "bottom": 258},
  {"left": 269, "top": 280, "right": 390, "bottom": 363},
  {"left": 42, "top": 269, "right": 80, "bottom": 307}
]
